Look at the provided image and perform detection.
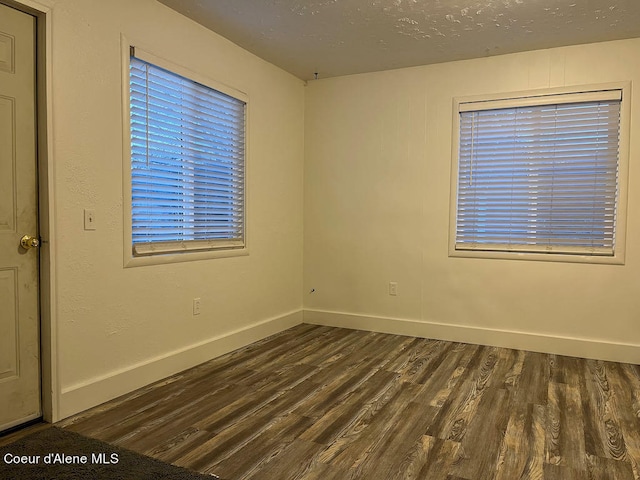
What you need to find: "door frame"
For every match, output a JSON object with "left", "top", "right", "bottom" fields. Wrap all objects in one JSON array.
[{"left": 2, "top": 0, "right": 58, "bottom": 423}]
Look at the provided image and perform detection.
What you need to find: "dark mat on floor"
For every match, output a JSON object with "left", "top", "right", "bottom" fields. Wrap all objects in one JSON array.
[{"left": 0, "top": 426, "right": 216, "bottom": 479}]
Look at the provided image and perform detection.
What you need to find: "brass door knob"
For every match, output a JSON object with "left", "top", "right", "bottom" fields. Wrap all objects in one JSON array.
[{"left": 20, "top": 235, "right": 40, "bottom": 249}]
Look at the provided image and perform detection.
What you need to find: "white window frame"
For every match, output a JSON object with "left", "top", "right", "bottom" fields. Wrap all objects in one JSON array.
[
  {"left": 449, "top": 82, "right": 631, "bottom": 265},
  {"left": 121, "top": 37, "right": 249, "bottom": 267}
]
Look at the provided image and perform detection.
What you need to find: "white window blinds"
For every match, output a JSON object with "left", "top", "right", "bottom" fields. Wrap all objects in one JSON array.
[
  {"left": 129, "top": 52, "right": 246, "bottom": 256},
  {"left": 455, "top": 90, "right": 621, "bottom": 256}
]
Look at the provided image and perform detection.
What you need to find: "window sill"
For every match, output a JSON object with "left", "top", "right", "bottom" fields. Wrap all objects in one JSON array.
[
  {"left": 124, "top": 246, "right": 249, "bottom": 268},
  {"left": 448, "top": 247, "right": 625, "bottom": 265}
]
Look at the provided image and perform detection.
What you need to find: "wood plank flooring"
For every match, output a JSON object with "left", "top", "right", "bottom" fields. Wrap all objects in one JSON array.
[{"left": 58, "top": 324, "right": 640, "bottom": 480}]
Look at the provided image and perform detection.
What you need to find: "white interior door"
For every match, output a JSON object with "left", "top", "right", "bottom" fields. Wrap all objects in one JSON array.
[{"left": 0, "top": 3, "right": 40, "bottom": 432}]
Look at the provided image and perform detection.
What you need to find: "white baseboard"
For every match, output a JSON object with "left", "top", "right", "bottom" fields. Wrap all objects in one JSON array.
[
  {"left": 304, "top": 309, "right": 640, "bottom": 365},
  {"left": 59, "top": 308, "right": 639, "bottom": 420},
  {"left": 59, "top": 310, "right": 303, "bottom": 420}
]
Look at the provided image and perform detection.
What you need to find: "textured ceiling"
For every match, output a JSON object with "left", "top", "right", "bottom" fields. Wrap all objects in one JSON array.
[{"left": 157, "top": 0, "right": 640, "bottom": 81}]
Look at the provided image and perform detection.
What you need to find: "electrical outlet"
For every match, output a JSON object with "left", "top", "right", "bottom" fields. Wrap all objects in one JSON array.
[
  {"left": 84, "top": 209, "right": 96, "bottom": 230},
  {"left": 193, "top": 298, "right": 201, "bottom": 315},
  {"left": 389, "top": 282, "right": 398, "bottom": 296}
]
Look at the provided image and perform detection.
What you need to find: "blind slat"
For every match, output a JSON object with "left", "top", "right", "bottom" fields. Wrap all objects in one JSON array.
[
  {"left": 130, "top": 55, "right": 246, "bottom": 252},
  {"left": 455, "top": 94, "right": 621, "bottom": 255}
]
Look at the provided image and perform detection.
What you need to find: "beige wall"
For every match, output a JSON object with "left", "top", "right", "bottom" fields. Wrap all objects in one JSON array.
[
  {"left": 46, "top": 0, "right": 305, "bottom": 418},
  {"left": 304, "top": 39, "right": 640, "bottom": 363}
]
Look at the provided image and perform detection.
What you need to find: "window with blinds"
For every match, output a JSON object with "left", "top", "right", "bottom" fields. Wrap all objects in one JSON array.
[
  {"left": 453, "top": 89, "right": 623, "bottom": 258},
  {"left": 129, "top": 50, "right": 246, "bottom": 256}
]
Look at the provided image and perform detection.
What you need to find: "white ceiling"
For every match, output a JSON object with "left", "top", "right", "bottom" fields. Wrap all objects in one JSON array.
[{"left": 157, "top": 0, "right": 640, "bottom": 81}]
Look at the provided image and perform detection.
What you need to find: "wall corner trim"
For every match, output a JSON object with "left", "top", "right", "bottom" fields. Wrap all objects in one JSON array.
[
  {"left": 303, "top": 309, "right": 640, "bottom": 365},
  {"left": 59, "top": 310, "right": 303, "bottom": 420}
]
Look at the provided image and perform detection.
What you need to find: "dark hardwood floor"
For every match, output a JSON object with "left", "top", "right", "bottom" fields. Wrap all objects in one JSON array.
[{"left": 58, "top": 324, "right": 640, "bottom": 480}]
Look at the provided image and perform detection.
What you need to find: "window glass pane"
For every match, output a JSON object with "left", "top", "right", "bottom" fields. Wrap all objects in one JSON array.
[
  {"left": 455, "top": 94, "right": 621, "bottom": 256},
  {"left": 129, "top": 55, "right": 246, "bottom": 256}
]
